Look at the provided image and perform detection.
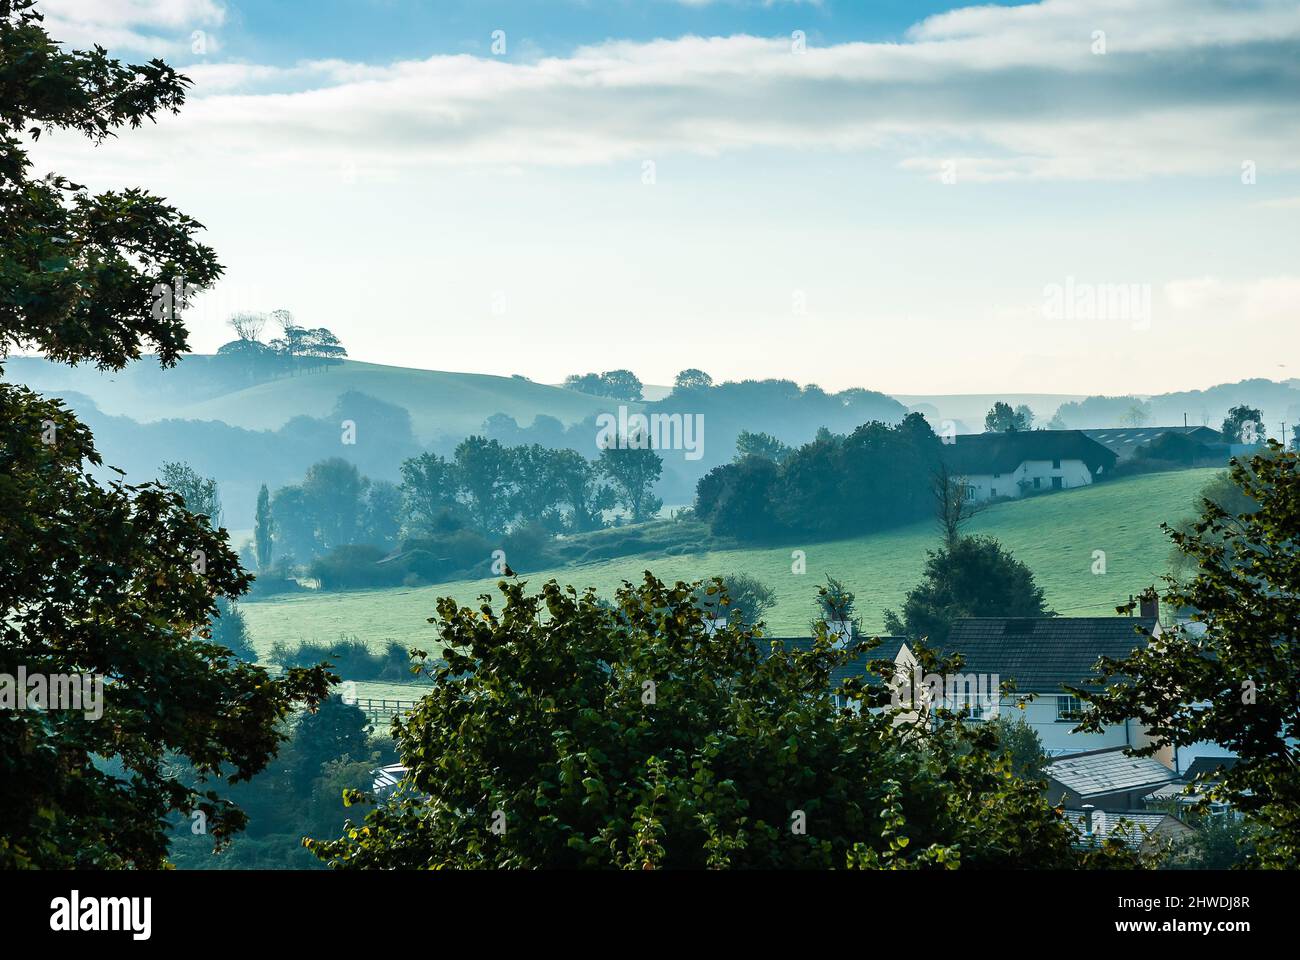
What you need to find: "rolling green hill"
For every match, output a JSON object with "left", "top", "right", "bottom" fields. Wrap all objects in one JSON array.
[
  {"left": 240, "top": 468, "right": 1219, "bottom": 657},
  {"left": 3, "top": 356, "right": 626, "bottom": 443},
  {"left": 169, "top": 362, "right": 629, "bottom": 441}
]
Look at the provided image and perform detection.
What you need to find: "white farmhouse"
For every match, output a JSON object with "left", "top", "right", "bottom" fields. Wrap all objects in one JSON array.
[{"left": 942, "top": 429, "right": 1118, "bottom": 502}]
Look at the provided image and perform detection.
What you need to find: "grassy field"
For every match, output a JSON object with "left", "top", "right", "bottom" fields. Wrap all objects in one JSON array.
[{"left": 240, "top": 468, "right": 1219, "bottom": 658}]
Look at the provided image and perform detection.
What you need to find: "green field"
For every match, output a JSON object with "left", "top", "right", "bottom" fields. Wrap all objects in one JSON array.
[{"left": 240, "top": 468, "right": 1219, "bottom": 658}]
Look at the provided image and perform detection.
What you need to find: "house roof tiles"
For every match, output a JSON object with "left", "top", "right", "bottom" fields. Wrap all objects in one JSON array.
[
  {"left": 756, "top": 635, "right": 907, "bottom": 689},
  {"left": 941, "top": 617, "right": 1155, "bottom": 693},
  {"left": 1063, "top": 809, "right": 1185, "bottom": 849}
]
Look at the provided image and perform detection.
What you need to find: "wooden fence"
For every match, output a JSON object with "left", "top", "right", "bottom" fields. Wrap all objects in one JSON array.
[{"left": 350, "top": 698, "right": 420, "bottom": 726}]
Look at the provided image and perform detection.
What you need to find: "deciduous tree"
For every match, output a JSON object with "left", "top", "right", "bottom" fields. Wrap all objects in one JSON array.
[
  {"left": 883, "top": 536, "right": 1048, "bottom": 645},
  {"left": 306, "top": 575, "right": 1131, "bottom": 869},
  {"left": 0, "top": 0, "right": 330, "bottom": 867},
  {"left": 598, "top": 441, "right": 663, "bottom": 522},
  {"left": 1077, "top": 444, "right": 1300, "bottom": 868}
]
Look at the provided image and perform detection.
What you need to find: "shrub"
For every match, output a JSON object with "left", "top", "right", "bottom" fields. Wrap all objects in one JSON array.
[
  {"left": 269, "top": 636, "right": 415, "bottom": 682},
  {"left": 397, "top": 529, "right": 494, "bottom": 582},
  {"left": 208, "top": 598, "right": 257, "bottom": 662},
  {"left": 310, "top": 545, "right": 396, "bottom": 590},
  {"left": 500, "top": 521, "right": 559, "bottom": 572}
]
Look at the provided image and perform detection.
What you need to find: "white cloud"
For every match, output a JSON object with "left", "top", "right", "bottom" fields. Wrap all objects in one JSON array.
[
  {"left": 29, "top": 0, "right": 1300, "bottom": 183},
  {"left": 38, "top": 0, "right": 226, "bottom": 55}
]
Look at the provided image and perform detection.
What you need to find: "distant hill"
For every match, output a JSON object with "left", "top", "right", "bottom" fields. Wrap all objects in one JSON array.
[
  {"left": 897, "top": 379, "right": 1300, "bottom": 438},
  {"left": 1049, "top": 379, "right": 1300, "bottom": 435},
  {"left": 3, "top": 356, "right": 623, "bottom": 444},
  {"left": 174, "top": 363, "right": 628, "bottom": 443},
  {"left": 3, "top": 356, "right": 908, "bottom": 528},
  {"left": 892, "top": 393, "right": 1087, "bottom": 433}
]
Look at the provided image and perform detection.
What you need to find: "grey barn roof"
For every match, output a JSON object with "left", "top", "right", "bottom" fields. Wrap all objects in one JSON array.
[
  {"left": 941, "top": 429, "right": 1117, "bottom": 476},
  {"left": 941, "top": 617, "right": 1155, "bottom": 693},
  {"left": 1082, "top": 425, "right": 1222, "bottom": 460},
  {"left": 1048, "top": 748, "right": 1178, "bottom": 798}
]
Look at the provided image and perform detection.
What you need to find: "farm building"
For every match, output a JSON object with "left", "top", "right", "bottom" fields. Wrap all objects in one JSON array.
[
  {"left": 1082, "top": 425, "right": 1223, "bottom": 461},
  {"left": 941, "top": 430, "right": 1117, "bottom": 502}
]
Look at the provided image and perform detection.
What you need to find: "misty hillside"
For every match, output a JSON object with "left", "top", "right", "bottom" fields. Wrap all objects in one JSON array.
[
  {"left": 895, "top": 393, "right": 1088, "bottom": 433},
  {"left": 2, "top": 356, "right": 619, "bottom": 443},
  {"left": 2, "top": 356, "right": 908, "bottom": 528},
  {"left": 8, "top": 350, "right": 1295, "bottom": 533},
  {"left": 1050, "top": 379, "right": 1300, "bottom": 433}
]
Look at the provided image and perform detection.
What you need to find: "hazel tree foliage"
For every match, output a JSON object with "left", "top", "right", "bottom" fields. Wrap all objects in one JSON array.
[{"left": 307, "top": 574, "right": 1134, "bottom": 869}]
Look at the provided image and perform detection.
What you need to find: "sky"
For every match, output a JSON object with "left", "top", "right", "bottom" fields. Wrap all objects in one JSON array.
[{"left": 28, "top": 0, "right": 1300, "bottom": 396}]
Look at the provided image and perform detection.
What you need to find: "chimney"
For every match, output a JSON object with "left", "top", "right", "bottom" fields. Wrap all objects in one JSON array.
[
  {"left": 1139, "top": 590, "right": 1159, "bottom": 621},
  {"left": 1082, "top": 803, "right": 1097, "bottom": 837}
]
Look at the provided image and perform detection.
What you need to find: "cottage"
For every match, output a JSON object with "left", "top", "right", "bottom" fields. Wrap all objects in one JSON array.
[
  {"left": 941, "top": 429, "right": 1117, "bottom": 502},
  {"left": 938, "top": 614, "right": 1162, "bottom": 756}
]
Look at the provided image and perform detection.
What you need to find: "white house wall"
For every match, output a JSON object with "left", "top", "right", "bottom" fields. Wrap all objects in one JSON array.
[
  {"left": 999, "top": 696, "right": 1130, "bottom": 754},
  {"left": 961, "top": 458, "right": 1095, "bottom": 502},
  {"left": 869, "top": 645, "right": 1153, "bottom": 758}
]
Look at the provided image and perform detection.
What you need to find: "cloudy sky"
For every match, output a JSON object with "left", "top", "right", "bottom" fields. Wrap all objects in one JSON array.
[{"left": 30, "top": 0, "right": 1300, "bottom": 395}]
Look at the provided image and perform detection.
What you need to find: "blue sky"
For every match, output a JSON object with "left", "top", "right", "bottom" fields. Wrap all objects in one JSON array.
[
  {"left": 31, "top": 0, "right": 1300, "bottom": 395},
  {"left": 185, "top": 1, "right": 990, "bottom": 66}
]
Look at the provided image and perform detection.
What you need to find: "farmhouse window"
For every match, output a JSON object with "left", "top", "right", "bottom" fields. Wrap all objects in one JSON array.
[{"left": 1055, "top": 695, "right": 1081, "bottom": 722}]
